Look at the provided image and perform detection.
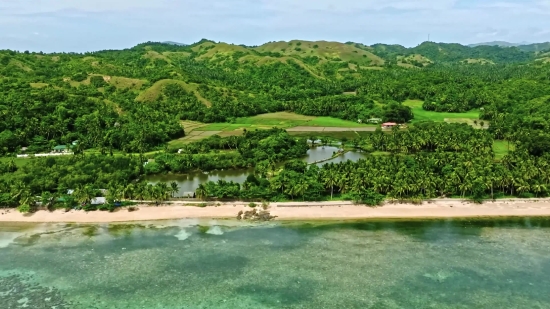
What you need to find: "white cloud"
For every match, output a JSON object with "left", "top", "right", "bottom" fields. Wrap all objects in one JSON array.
[
  {"left": 0, "top": 0, "right": 167, "bottom": 14},
  {"left": 260, "top": 0, "right": 458, "bottom": 13},
  {"left": 0, "top": 0, "right": 548, "bottom": 52}
]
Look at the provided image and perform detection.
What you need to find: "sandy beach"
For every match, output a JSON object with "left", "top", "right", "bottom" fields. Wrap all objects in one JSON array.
[{"left": 2, "top": 199, "right": 550, "bottom": 223}]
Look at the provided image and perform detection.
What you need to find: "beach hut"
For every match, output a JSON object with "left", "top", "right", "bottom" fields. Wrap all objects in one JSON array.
[{"left": 382, "top": 122, "right": 398, "bottom": 128}]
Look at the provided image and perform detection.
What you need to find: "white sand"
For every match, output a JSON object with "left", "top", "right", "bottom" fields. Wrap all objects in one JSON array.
[{"left": 2, "top": 199, "right": 550, "bottom": 223}]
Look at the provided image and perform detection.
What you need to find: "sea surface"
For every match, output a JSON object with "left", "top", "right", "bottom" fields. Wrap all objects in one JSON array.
[{"left": 1, "top": 218, "right": 550, "bottom": 308}]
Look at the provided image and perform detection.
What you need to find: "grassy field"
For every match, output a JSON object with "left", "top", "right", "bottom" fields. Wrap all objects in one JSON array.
[
  {"left": 166, "top": 112, "right": 376, "bottom": 145},
  {"left": 136, "top": 79, "right": 211, "bottom": 106},
  {"left": 493, "top": 140, "right": 515, "bottom": 160},
  {"left": 289, "top": 131, "right": 373, "bottom": 140},
  {"left": 30, "top": 82, "right": 49, "bottom": 88},
  {"left": 0, "top": 157, "right": 31, "bottom": 168},
  {"left": 109, "top": 76, "right": 146, "bottom": 90},
  {"left": 196, "top": 112, "right": 372, "bottom": 131},
  {"left": 404, "top": 100, "right": 479, "bottom": 123}
]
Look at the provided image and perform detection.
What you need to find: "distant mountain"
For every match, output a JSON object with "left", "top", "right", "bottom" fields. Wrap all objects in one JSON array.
[
  {"left": 516, "top": 42, "right": 550, "bottom": 53},
  {"left": 162, "top": 41, "right": 188, "bottom": 46},
  {"left": 369, "top": 41, "right": 533, "bottom": 64},
  {"left": 468, "top": 41, "right": 531, "bottom": 48}
]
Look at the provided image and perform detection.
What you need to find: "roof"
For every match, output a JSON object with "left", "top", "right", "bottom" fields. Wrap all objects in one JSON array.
[
  {"left": 382, "top": 122, "right": 397, "bottom": 126},
  {"left": 53, "top": 145, "right": 67, "bottom": 150},
  {"left": 91, "top": 197, "right": 106, "bottom": 205}
]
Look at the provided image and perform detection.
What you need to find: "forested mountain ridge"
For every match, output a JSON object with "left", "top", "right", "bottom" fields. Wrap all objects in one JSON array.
[
  {"left": 3, "top": 39, "right": 550, "bottom": 208},
  {"left": 0, "top": 39, "right": 549, "bottom": 155}
]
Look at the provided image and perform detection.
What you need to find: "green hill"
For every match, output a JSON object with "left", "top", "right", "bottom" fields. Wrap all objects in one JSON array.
[{"left": 1, "top": 38, "right": 549, "bottom": 155}]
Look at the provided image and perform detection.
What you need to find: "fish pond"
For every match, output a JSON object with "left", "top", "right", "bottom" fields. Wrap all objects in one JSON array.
[{"left": 147, "top": 146, "right": 366, "bottom": 195}]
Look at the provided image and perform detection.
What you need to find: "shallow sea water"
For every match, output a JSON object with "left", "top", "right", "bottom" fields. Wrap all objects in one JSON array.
[{"left": 1, "top": 218, "right": 550, "bottom": 308}]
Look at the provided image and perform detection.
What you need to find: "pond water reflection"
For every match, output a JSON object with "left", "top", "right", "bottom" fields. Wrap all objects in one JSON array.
[{"left": 146, "top": 146, "right": 367, "bottom": 195}]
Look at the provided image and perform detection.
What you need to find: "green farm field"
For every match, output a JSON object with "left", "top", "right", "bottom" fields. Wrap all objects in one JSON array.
[
  {"left": 195, "top": 112, "right": 372, "bottom": 131},
  {"left": 404, "top": 100, "right": 480, "bottom": 123},
  {"left": 493, "top": 140, "right": 515, "bottom": 160},
  {"left": 288, "top": 131, "right": 373, "bottom": 140},
  {"left": 0, "top": 157, "right": 31, "bottom": 168}
]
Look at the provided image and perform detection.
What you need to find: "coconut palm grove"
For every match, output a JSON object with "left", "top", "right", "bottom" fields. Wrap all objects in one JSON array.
[{"left": 1, "top": 39, "right": 550, "bottom": 210}]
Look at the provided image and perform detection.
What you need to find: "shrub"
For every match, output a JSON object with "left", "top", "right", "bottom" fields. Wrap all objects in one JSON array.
[
  {"left": 352, "top": 189, "right": 385, "bottom": 206},
  {"left": 72, "top": 72, "right": 87, "bottom": 82},
  {"left": 83, "top": 204, "right": 97, "bottom": 212},
  {"left": 17, "top": 204, "right": 31, "bottom": 213},
  {"left": 90, "top": 76, "right": 107, "bottom": 87},
  {"left": 248, "top": 202, "right": 257, "bottom": 208}
]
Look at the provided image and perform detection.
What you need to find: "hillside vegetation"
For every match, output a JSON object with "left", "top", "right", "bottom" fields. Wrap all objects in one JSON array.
[
  {"left": 0, "top": 39, "right": 549, "bottom": 156},
  {"left": 4, "top": 39, "right": 550, "bottom": 208}
]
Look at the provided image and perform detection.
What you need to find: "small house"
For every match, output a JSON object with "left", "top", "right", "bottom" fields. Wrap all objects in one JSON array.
[
  {"left": 382, "top": 122, "right": 398, "bottom": 128},
  {"left": 368, "top": 118, "right": 382, "bottom": 124},
  {"left": 91, "top": 197, "right": 106, "bottom": 205},
  {"left": 53, "top": 145, "right": 68, "bottom": 153}
]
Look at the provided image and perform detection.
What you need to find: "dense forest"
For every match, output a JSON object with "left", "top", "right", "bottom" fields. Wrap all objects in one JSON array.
[
  {"left": 199, "top": 123, "right": 550, "bottom": 203},
  {"left": 1, "top": 39, "right": 550, "bottom": 210}
]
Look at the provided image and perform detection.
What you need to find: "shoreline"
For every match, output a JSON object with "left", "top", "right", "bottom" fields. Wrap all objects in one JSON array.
[{"left": 2, "top": 199, "right": 550, "bottom": 223}]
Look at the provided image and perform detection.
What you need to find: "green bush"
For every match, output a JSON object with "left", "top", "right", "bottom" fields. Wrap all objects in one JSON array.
[
  {"left": 90, "top": 75, "right": 107, "bottom": 87},
  {"left": 83, "top": 204, "right": 97, "bottom": 211},
  {"left": 72, "top": 72, "right": 87, "bottom": 82},
  {"left": 17, "top": 204, "right": 31, "bottom": 213}
]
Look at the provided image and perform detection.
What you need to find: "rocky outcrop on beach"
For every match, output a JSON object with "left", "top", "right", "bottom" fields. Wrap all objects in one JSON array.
[{"left": 236, "top": 209, "right": 277, "bottom": 221}]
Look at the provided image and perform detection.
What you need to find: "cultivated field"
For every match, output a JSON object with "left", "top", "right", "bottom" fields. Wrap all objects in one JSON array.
[
  {"left": 196, "top": 112, "right": 372, "bottom": 132},
  {"left": 286, "top": 126, "right": 376, "bottom": 132},
  {"left": 404, "top": 99, "right": 480, "bottom": 123}
]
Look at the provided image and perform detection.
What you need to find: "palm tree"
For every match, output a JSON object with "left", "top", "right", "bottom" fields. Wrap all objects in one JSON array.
[
  {"left": 155, "top": 183, "right": 171, "bottom": 202},
  {"left": 196, "top": 184, "right": 208, "bottom": 200},
  {"left": 106, "top": 185, "right": 123, "bottom": 205},
  {"left": 322, "top": 170, "right": 337, "bottom": 199},
  {"left": 295, "top": 180, "right": 310, "bottom": 201},
  {"left": 170, "top": 181, "right": 179, "bottom": 198},
  {"left": 134, "top": 184, "right": 146, "bottom": 201},
  {"left": 123, "top": 183, "right": 135, "bottom": 200},
  {"left": 73, "top": 185, "right": 96, "bottom": 206},
  {"left": 41, "top": 191, "right": 59, "bottom": 210}
]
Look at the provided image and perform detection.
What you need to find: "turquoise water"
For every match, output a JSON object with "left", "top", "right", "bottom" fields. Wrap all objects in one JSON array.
[{"left": 1, "top": 218, "right": 550, "bottom": 308}]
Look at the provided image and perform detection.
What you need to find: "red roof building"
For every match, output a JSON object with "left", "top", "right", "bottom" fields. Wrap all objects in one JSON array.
[{"left": 382, "top": 122, "right": 397, "bottom": 127}]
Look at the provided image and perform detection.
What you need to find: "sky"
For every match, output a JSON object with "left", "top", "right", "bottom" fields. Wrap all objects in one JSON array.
[{"left": 0, "top": 0, "right": 549, "bottom": 52}]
